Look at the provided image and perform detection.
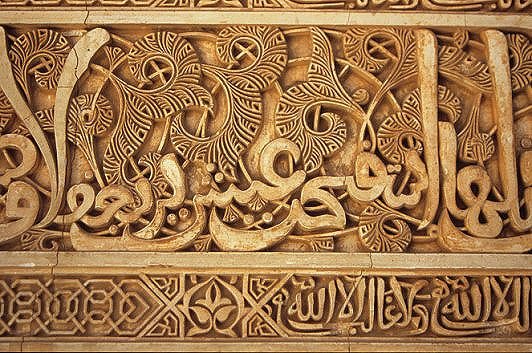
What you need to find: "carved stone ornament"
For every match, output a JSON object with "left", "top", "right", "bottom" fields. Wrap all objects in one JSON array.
[{"left": 0, "top": 1, "right": 530, "bottom": 351}]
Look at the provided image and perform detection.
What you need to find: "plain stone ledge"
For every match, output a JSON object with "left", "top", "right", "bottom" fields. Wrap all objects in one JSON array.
[
  {"left": 0, "top": 252, "right": 529, "bottom": 274},
  {"left": 0, "top": 11, "right": 529, "bottom": 29}
]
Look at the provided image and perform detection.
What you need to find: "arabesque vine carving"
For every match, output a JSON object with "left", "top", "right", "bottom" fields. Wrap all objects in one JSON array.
[{"left": 0, "top": 25, "right": 530, "bottom": 253}]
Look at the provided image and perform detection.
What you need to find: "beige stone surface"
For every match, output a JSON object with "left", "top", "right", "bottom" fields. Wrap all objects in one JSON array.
[
  {"left": 0, "top": 2, "right": 529, "bottom": 351},
  {"left": 0, "top": 252, "right": 530, "bottom": 351},
  {"left": 0, "top": 23, "right": 530, "bottom": 253}
]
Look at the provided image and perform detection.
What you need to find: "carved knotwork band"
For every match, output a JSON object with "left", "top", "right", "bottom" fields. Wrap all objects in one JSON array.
[
  {"left": 0, "top": 255, "right": 530, "bottom": 339},
  {"left": 3, "top": 274, "right": 531, "bottom": 338}
]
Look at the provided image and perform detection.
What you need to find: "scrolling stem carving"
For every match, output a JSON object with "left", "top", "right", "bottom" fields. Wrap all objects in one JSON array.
[{"left": 0, "top": 25, "right": 529, "bottom": 253}]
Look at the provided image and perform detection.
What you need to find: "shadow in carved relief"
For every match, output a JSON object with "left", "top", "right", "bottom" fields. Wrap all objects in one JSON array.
[
  {"left": 0, "top": 26, "right": 530, "bottom": 252},
  {"left": 0, "top": 273, "right": 530, "bottom": 338}
]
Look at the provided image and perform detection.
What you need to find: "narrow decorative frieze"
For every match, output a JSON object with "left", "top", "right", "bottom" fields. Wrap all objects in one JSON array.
[
  {"left": 0, "top": 0, "right": 530, "bottom": 11},
  {"left": 0, "top": 253, "right": 530, "bottom": 350}
]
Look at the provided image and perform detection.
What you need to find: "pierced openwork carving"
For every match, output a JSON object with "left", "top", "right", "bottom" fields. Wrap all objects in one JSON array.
[{"left": 0, "top": 25, "right": 530, "bottom": 253}]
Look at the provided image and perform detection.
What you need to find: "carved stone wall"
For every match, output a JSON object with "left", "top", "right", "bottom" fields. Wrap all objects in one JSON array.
[
  {"left": 0, "top": 2, "right": 529, "bottom": 352},
  {"left": 0, "top": 253, "right": 530, "bottom": 351}
]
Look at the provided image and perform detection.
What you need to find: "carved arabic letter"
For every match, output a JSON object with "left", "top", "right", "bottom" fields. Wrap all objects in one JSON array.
[
  {"left": 54, "top": 183, "right": 95, "bottom": 225},
  {"left": 128, "top": 153, "right": 186, "bottom": 240},
  {"left": 438, "top": 210, "right": 532, "bottom": 252},
  {"left": 259, "top": 138, "right": 306, "bottom": 189},
  {"left": 52, "top": 28, "right": 111, "bottom": 227},
  {"left": 483, "top": 30, "right": 531, "bottom": 233},
  {"left": 439, "top": 121, "right": 467, "bottom": 219},
  {"left": 0, "top": 134, "right": 37, "bottom": 187},
  {"left": 294, "top": 176, "right": 346, "bottom": 232},
  {"left": 0, "top": 181, "right": 39, "bottom": 244},
  {"left": 415, "top": 29, "right": 439, "bottom": 229},
  {"left": 457, "top": 166, "right": 503, "bottom": 238},
  {"left": 347, "top": 152, "right": 388, "bottom": 202},
  {"left": 71, "top": 153, "right": 206, "bottom": 251},
  {"left": 70, "top": 202, "right": 206, "bottom": 251},
  {"left": 80, "top": 184, "right": 133, "bottom": 229},
  {"left": 0, "top": 26, "right": 57, "bottom": 226},
  {"left": 438, "top": 122, "right": 532, "bottom": 252},
  {"left": 209, "top": 205, "right": 297, "bottom": 251},
  {"left": 382, "top": 150, "right": 428, "bottom": 209},
  {"left": 195, "top": 138, "right": 305, "bottom": 208}
]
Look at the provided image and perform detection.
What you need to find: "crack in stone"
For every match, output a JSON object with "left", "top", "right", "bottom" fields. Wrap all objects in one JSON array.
[
  {"left": 72, "top": 46, "right": 80, "bottom": 82},
  {"left": 83, "top": 0, "right": 89, "bottom": 27}
]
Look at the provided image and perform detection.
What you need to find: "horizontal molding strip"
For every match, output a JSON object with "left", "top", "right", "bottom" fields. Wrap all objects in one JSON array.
[
  {"left": 0, "top": 11, "right": 530, "bottom": 28},
  {"left": 2, "top": 339, "right": 531, "bottom": 352},
  {"left": 1, "top": 252, "right": 530, "bottom": 273}
]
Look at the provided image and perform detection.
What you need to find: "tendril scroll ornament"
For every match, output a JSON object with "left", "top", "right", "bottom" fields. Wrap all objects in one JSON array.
[{"left": 0, "top": 25, "right": 529, "bottom": 253}]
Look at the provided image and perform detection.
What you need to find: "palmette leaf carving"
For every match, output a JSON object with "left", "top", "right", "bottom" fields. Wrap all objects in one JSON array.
[
  {"left": 127, "top": 31, "right": 202, "bottom": 88},
  {"left": 358, "top": 200, "right": 412, "bottom": 252},
  {"left": 438, "top": 45, "right": 492, "bottom": 93},
  {"left": 344, "top": 28, "right": 418, "bottom": 93},
  {"left": 506, "top": 33, "right": 532, "bottom": 91},
  {"left": 171, "top": 26, "right": 287, "bottom": 180},
  {"left": 9, "top": 29, "right": 70, "bottom": 101},
  {"left": 0, "top": 25, "right": 529, "bottom": 253},
  {"left": 103, "top": 31, "right": 211, "bottom": 184},
  {"left": 457, "top": 94, "right": 495, "bottom": 165},
  {"left": 276, "top": 27, "right": 361, "bottom": 173},
  {"left": 214, "top": 26, "right": 287, "bottom": 90},
  {"left": 377, "top": 85, "right": 462, "bottom": 164},
  {"left": 67, "top": 94, "right": 114, "bottom": 184},
  {"left": 0, "top": 90, "right": 14, "bottom": 133},
  {"left": 377, "top": 89, "right": 424, "bottom": 164},
  {"left": 344, "top": 27, "right": 418, "bottom": 152}
]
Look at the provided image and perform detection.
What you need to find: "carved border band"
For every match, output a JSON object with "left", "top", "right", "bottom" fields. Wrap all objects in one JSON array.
[
  {"left": 0, "top": 253, "right": 531, "bottom": 352},
  {"left": 0, "top": 0, "right": 530, "bottom": 11}
]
